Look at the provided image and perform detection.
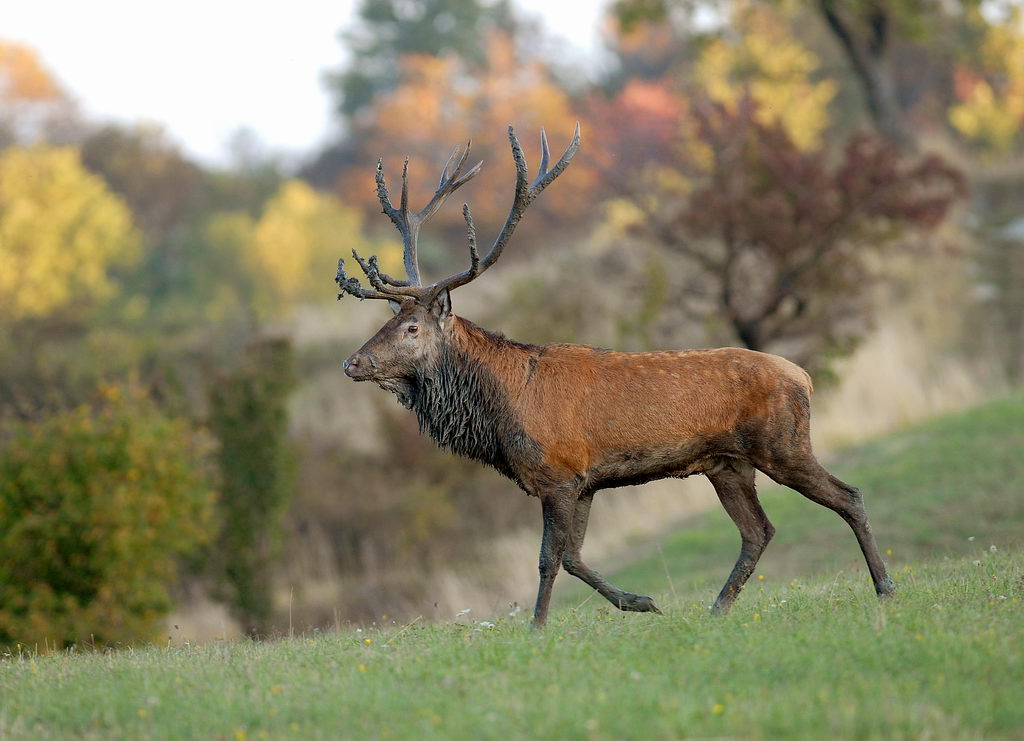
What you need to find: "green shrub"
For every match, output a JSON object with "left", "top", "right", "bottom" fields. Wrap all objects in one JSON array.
[
  {"left": 0, "top": 386, "right": 218, "bottom": 649},
  {"left": 208, "top": 337, "right": 296, "bottom": 636}
]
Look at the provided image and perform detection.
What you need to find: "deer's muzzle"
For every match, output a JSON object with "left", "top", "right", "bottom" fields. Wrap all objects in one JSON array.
[{"left": 343, "top": 352, "right": 376, "bottom": 380}]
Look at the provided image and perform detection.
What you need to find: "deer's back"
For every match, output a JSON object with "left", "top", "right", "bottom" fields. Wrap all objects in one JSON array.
[{"left": 517, "top": 344, "right": 813, "bottom": 484}]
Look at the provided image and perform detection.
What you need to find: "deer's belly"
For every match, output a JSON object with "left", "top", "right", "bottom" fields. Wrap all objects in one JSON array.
[{"left": 584, "top": 438, "right": 733, "bottom": 490}]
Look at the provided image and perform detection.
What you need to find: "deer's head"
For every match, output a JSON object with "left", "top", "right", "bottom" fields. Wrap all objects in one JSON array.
[{"left": 339, "top": 124, "right": 580, "bottom": 407}]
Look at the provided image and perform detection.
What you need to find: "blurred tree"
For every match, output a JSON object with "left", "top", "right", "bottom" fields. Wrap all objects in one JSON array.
[
  {"left": 600, "top": 9, "right": 688, "bottom": 91},
  {"left": 948, "top": 7, "right": 1024, "bottom": 155},
  {"left": 80, "top": 123, "right": 202, "bottom": 241},
  {"left": 812, "top": 0, "right": 920, "bottom": 148},
  {"left": 0, "top": 41, "right": 60, "bottom": 101},
  {"left": 611, "top": 0, "right": 990, "bottom": 150},
  {"left": 330, "top": 0, "right": 518, "bottom": 121},
  {"left": 585, "top": 79, "right": 687, "bottom": 192},
  {"left": 247, "top": 179, "right": 402, "bottom": 317},
  {"left": 694, "top": 4, "right": 836, "bottom": 150},
  {"left": 194, "top": 210, "right": 258, "bottom": 321},
  {"left": 605, "top": 95, "right": 965, "bottom": 369},
  {"left": 0, "top": 385, "right": 217, "bottom": 649},
  {"left": 147, "top": 160, "right": 285, "bottom": 326},
  {"left": 199, "top": 160, "right": 283, "bottom": 220},
  {"left": 0, "top": 41, "right": 81, "bottom": 148},
  {"left": 336, "top": 34, "right": 589, "bottom": 265},
  {"left": 0, "top": 146, "right": 138, "bottom": 322},
  {"left": 208, "top": 337, "right": 296, "bottom": 636}
]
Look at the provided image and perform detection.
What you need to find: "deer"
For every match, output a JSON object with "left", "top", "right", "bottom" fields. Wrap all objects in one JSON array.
[{"left": 337, "top": 124, "right": 895, "bottom": 628}]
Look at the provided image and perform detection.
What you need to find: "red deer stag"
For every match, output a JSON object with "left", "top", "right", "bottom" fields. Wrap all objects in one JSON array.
[{"left": 337, "top": 124, "right": 894, "bottom": 627}]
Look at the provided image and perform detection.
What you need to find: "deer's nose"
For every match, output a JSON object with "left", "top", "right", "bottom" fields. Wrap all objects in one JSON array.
[{"left": 344, "top": 353, "right": 373, "bottom": 378}]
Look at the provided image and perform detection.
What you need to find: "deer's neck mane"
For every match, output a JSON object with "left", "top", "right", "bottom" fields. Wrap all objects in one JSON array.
[{"left": 412, "top": 316, "right": 539, "bottom": 485}]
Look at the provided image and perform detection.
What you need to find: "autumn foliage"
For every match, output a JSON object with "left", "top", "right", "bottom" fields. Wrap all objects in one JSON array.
[
  {"left": 607, "top": 95, "right": 965, "bottom": 365},
  {"left": 0, "top": 387, "right": 217, "bottom": 649},
  {"left": 0, "top": 146, "right": 138, "bottom": 322},
  {"left": 8, "top": 0, "right": 1024, "bottom": 636},
  {"left": 337, "top": 34, "right": 591, "bottom": 249}
]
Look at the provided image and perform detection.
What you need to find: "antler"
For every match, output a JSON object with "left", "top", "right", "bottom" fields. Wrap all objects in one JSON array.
[
  {"left": 336, "top": 124, "right": 580, "bottom": 307},
  {"left": 335, "top": 255, "right": 403, "bottom": 302},
  {"left": 376, "top": 143, "right": 482, "bottom": 287},
  {"left": 424, "top": 123, "right": 580, "bottom": 304}
]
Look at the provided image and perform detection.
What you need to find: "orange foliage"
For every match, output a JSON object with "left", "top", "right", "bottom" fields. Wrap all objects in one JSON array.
[
  {"left": 0, "top": 42, "right": 75, "bottom": 147},
  {"left": 600, "top": 13, "right": 679, "bottom": 78},
  {"left": 0, "top": 42, "right": 63, "bottom": 102},
  {"left": 585, "top": 79, "right": 687, "bottom": 177},
  {"left": 338, "top": 34, "right": 593, "bottom": 258}
]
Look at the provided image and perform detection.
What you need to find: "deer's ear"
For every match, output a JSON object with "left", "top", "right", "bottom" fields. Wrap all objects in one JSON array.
[
  {"left": 389, "top": 300, "right": 402, "bottom": 315},
  {"left": 430, "top": 289, "right": 452, "bottom": 322}
]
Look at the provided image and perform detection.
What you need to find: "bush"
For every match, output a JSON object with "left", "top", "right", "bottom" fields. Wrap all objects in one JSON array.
[
  {"left": 0, "top": 386, "right": 217, "bottom": 649},
  {"left": 208, "top": 337, "right": 296, "bottom": 636}
]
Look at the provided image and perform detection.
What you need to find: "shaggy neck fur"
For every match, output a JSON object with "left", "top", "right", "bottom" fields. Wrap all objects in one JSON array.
[{"left": 411, "top": 318, "right": 539, "bottom": 484}]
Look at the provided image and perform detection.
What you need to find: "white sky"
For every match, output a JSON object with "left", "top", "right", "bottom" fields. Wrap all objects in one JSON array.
[{"left": 2, "top": 0, "right": 606, "bottom": 165}]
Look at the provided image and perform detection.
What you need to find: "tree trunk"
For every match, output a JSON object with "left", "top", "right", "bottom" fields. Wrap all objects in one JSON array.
[{"left": 817, "top": 0, "right": 916, "bottom": 151}]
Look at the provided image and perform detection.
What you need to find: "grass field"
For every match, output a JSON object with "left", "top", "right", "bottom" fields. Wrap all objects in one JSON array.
[{"left": 2, "top": 392, "right": 1023, "bottom": 740}]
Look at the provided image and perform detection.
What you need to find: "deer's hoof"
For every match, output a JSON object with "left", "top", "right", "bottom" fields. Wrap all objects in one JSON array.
[
  {"left": 620, "top": 593, "right": 662, "bottom": 614},
  {"left": 708, "top": 599, "right": 732, "bottom": 616}
]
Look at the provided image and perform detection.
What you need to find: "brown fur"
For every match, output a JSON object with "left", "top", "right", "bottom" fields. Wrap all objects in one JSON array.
[
  {"left": 344, "top": 305, "right": 894, "bottom": 627},
  {"left": 445, "top": 319, "right": 815, "bottom": 490}
]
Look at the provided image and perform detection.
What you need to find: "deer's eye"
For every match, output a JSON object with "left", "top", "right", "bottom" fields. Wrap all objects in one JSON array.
[{"left": 407, "top": 324, "right": 419, "bottom": 335}]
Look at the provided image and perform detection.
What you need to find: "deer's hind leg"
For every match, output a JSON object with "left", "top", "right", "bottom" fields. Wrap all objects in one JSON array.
[
  {"left": 561, "top": 491, "right": 661, "bottom": 615},
  {"left": 709, "top": 461, "right": 775, "bottom": 614},
  {"left": 765, "top": 455, "right": 894, "bottom": 598}
]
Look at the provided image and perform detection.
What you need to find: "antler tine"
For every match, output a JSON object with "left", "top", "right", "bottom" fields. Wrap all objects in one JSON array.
[
  {"left": 372, "top": 142, "right": 484, "bottom": 290},
  {"left": 400, "top": 157, "right": 410, "bottom": 216},
  {"left": 480, "top": 123, "right": 577, "bottom": 272},
  {"left": 509, "top": 126, "right": 530, "bottom": 205},
  {"left": 537, "top": 127, "right": 550, "bottom": 180},
  {"left": 439, "top": 144, "right": 462, "bottom": 186},
  {"left": 374, "top": 159, "right": 398, "bottom": 220},
  {"left": 376, "top": 264, "right": 412, "bottom": 287},
  {"left": 375, "top": 156, "right": 424, "bottom": 286},
  {"left": 375, "top": 159, "right": 411, "bottom": 242},
  {"left": 424, "top": 123, "right": 580, "bottom": 303},
  {"left": 416, "top": 142, "right": 482, "bottom": 225},
  {"left": 350, "top": 250, "right": 388, "bottom": 292},
  {"left": 351, "top": 248, "right": 423, "bottom": 297},
  {"left": 336, "top": 257, "right": 412, "bottom": 303},
  {"left": 531, "top": 120, "right": 580, "bottom": 194},
  {"left": 365, "top": 254, "right": 412, "bottom": 289},
  {"left": 463, "top": 203, "right": 479, "bottom": 277}
]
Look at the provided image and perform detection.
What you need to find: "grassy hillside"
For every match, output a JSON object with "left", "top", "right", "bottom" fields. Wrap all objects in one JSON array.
[
  {"left": 2, "top": 392, "right": 1023, "bottom": 740},
  {"left": 1, "top": 552, "right": 1021, "bottom": 740}
]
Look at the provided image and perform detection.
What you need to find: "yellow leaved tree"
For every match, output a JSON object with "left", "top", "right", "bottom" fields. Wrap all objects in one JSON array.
[
  {"left": 693, "top": 4, "right": 836, "bottom": 150},
  {"left": 246, "top": 180, "right": 401, "bottom": 317},
  {"left": 948, "top": 8, "right": 1024, "bottom": 155},
  {"left": 0, "top": 146, "right": 138, "bottom": 322}
]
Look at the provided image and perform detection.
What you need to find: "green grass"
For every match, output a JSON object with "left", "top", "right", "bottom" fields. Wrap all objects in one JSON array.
[
  {"left": 1, "top": 553, "right": 1021, "bottom": 740},
  {"left": 2, "top": 392, "right": 1023, "bottom": 740}
]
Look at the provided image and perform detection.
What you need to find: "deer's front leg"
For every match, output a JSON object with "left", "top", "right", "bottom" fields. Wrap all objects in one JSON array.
[
  {"left": 562, "top": 491, "right": 662, "bottom": 615},
  {"left": 531, "top": 491, "right": 574, "bottom": 629}
]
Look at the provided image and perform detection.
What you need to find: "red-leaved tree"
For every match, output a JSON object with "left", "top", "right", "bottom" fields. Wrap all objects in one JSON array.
[{"left": 595, "top": 91, "right": 966, "bottom": 368}]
